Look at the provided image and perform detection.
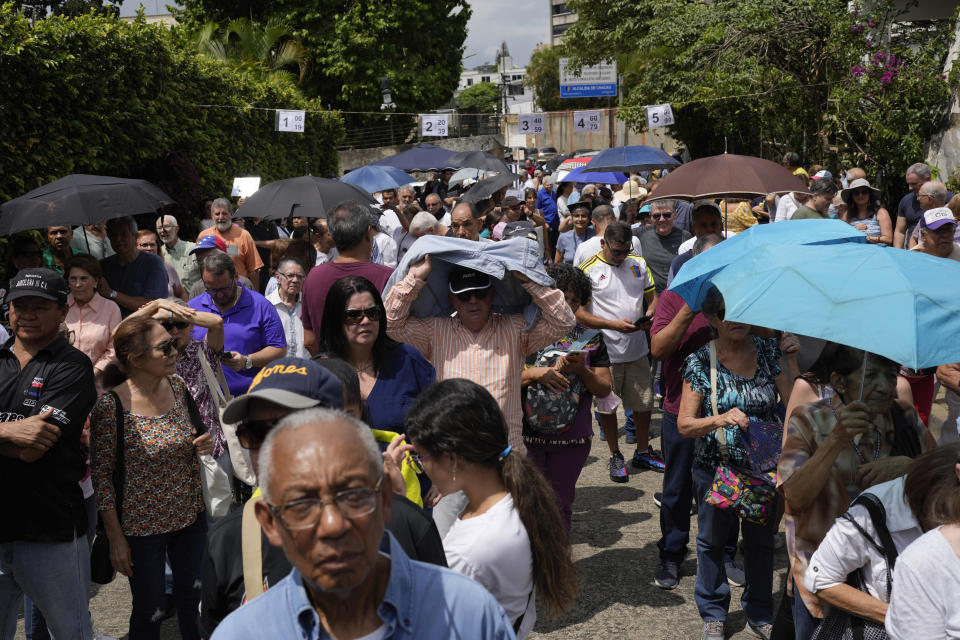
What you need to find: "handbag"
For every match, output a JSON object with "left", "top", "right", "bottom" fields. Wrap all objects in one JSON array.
[
  {"left": 811, "top": 494, "right": 895, "bottom": 640},
  {"left": 198, "top": 347, "right": 257, "bottom": 486},
  {"left": 742, "top": 419, "right": 783, "bottom": 475},
  {"left": 90, "top": 392, "right": 125, "bottom": 585},
  {"left": 184, "top": 386, "right": 233, "bottom": 519},
  {"left": 703, "top": 341, "right": 778, "bottom": 525},
  {"left": 523, "top": 329, "right": 599, "bottom": 434}
]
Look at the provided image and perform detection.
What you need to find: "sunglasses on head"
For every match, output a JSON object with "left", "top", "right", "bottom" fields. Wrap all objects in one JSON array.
[
  {"left": 454, "top": 288, "right": 489, "bottom": 302},
  {"left": 344, "top": 307, "right": 381, "bottom": 324},
  {"left": 161, "top": 320, "right": 190, "bottom": 332}
]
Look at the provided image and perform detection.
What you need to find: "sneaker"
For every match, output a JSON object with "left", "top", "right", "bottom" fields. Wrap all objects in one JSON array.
[
  {"left": 725, "top": 559, "right": 746, "bottom": 587},
  {"left": 609, "top": 451, "right": 628, "bottom": 483},
  {"left": 701, "top": 620, "right": 725, "bottom": 640},
  {"left": 625, "top": 430, "right": 637, "bottom": 444},
  {"left": 746, "top": 621, "right": 773, "bottom": 640},
  {"left": 653, "top": 492, "right": 662, "bottom": 508},
  {"left": 654, "top": 560, "right": 679, "bottom": 590},
  {"left": 631, "top": 447, "right": 666, "bottom": 472}
]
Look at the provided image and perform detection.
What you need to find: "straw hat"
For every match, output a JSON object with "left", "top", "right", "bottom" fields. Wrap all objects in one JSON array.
[
  {"left": 614, "top": 181, "right": 647, "bottom": 202},
  {"left": 840, "top": 178, "right": 880, "bottom": 205}
]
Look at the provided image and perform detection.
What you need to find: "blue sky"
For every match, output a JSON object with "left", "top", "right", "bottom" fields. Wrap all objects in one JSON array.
[{"left": 461, "top": 0, "right": 548, "bottom": 69}]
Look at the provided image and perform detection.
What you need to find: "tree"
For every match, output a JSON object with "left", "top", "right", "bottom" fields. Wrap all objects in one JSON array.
[
  {"left": 523, "top": 44, "right": 608, "bottom": 112},
  {"left": 173, "top": 0, "right": 471, "bottom": 115},
  {"left": 456, "top": 82, "right": 500, "bottom": 113},
  {"left": 562, "top": 0, "right": 953, "bottom": 205},
  {"left": 192, "top": 18, "right": 308, "bottom": 89}
]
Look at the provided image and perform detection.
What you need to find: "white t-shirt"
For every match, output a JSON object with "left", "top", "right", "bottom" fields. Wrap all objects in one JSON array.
[
  {"left": 677, "top": 230, "right": 735, "bottom": 255},
  {"left": 775, "top": 192, "right": 802, "bottom": 222},
  {"left": 579, "top": 252, "right": 655, "bottom": 363},
  {"left": 886, "top": 527, "right": 960, "bottom": 639},
  {"left": 378, "top": 209, "right": 403, "bottom": 239},
  {"left": 443, "top": 494, "right": 535, "bottom": 638},
  {"left": 573, "top": 234, "right": 642, "bottom": 267}
]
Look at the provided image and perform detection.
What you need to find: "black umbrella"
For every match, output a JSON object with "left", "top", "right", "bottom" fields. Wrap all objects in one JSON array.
[
  {"left": 0, "top": 174, "right": 175, "bottom": 235},
  {"left": 235, "top": 176, "right": 376, "bottom": 220},
  {"left": 460, "top": 173, "right": 522, "bottom": 204},
  {"left": 444, "top": 150, "right": 512, "bottom": 174}
]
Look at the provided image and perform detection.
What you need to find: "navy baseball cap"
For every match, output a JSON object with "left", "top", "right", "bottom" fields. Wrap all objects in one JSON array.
[
  {"left": 221, "top": 357, "right": 344, "bottom": 423},
  {"left": 5, "top": 268, "right": 69, "bottom": 305}
]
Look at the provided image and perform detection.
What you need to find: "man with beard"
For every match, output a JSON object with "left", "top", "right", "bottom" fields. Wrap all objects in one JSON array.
[{"left": 197, "top": 197, "right": 264, "bottom": 290}]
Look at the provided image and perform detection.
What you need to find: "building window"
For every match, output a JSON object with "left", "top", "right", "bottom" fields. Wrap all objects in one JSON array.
[
  {"left": 508, "top": 84, "right": 524, "bottom": 96},
  {"left": 512, "top": 74, "right": 522, "bottom": 81},
  {"left": 481, "top": 75, "right": 490, "bottom": 83},
  {"left": 552, "top": 22, "right": 572, "bottom": 37},
  {"left": 467, "top": 78, "right": 473, "bottom": 86},
  {"left": 552, "top": 3, "right": 570, "bottom": 15}
]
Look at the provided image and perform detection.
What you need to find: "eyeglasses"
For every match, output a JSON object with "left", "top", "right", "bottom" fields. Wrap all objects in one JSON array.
[
  {"left": 236, "top": 418, "right": 280, "bottom": 449},
  {"left": 205, "top": 284, "right": 235, "bottom": 297},
  {"left": 343, "top": 307, "right": 381, "bottom": 324},
  {"left": 409, "top": 451, "right": 431, "bottom": 473},
  {"left": 454, "top": 289, "right": 490, "bottom": 302},
  {"left": 651, "top": 213, "right": 673, "bottom": 220},
  {"left": 267, "top": 477, "right": 383, "bottom": 530},
  {"left": 151, "top": 339, "right": 178, "bottom": 357},
  {"left": 161, "top": 320, "right": 190, "bottom": 332},
  {"left": 278, "top": 272, "right": 305, "bottom": 280},
  {"left": 917, "top": 193, "right": 932, "bottom": 199}
]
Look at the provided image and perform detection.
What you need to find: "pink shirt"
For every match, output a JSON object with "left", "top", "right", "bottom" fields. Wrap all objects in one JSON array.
[{"left": 65, "top": 292, "right": 121, "bottom": 377}]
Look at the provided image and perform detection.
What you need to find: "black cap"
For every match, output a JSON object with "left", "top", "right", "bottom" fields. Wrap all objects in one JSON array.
[
  {"left": 5, "top": 268, "right": 69, "bottom": 305},
  {"left": 503, "top": 220, "right": 538, "bottom": 241},
  {"left": 448, "top": 267, "right": 492, "bottom": 295}
]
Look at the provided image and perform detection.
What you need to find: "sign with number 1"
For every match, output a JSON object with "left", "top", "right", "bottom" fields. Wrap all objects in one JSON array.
[
  {"left": 421, "top": 114, "right": 448, "bottom": 137},
  {"left": 276, "top": 110, "right": 305, "bottom": 133}
]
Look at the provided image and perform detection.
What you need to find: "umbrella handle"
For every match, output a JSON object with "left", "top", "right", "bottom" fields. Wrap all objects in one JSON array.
[{"left": 857, "top": 350, "right": 868, "bottom": 402}]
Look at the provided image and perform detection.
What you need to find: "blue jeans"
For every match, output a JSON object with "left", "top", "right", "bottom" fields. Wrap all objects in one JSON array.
[
  {"left": 126, "top": 516, "right": 207, "bottom": 640},
  {"left": 624, "top": 410, "right": 635, "bottom": 436},
  {"left": 792, "top": 577, "right": 820, "bottom": 640},
  {"left": 0, "top": 534, "right": 93, "bottom": 640},
  {"left": 692, "top": 463, "right": 776, "bottom": 625}
]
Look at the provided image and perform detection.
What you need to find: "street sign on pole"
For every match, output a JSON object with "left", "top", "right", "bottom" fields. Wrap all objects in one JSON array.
[{"left": 559, "top": 59, "right": 617, "bottom": 99}]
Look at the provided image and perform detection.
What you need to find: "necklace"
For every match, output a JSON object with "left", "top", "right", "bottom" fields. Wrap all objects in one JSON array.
[{"left": 353, "top": 360, "right": 374, "bottom": 372}]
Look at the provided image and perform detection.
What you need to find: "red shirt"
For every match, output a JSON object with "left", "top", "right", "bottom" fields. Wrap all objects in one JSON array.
[
  {"left": 650, "top": 289, "right": 712, "bottom": 415},
  {"left": 301, "top": 261, "right": 394, "bottom": 337}
]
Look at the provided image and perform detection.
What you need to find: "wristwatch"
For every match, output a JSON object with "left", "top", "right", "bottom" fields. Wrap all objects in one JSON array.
[
  {"left": 243, "top": 355, "right": 253, "bottom": 370},
  {"left": 109, "top": 290, "right": 118, "bottom": 300}
]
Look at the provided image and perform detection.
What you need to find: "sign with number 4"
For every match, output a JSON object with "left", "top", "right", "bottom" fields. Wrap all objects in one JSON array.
[
  {"left": 276, "top": 110, "right": 305, "bottom": 133},
  {"left": 645, "top": 104, "right": 675, "bottom": 129},
  {"left": 518, "top": 113, "right": 545, "bottom": 135},
  {"left": 573, "top": 110, "right": 602, "bottom": 132},
  {"left": 421, "top": 114, "right": 448, "bottom": 137}
]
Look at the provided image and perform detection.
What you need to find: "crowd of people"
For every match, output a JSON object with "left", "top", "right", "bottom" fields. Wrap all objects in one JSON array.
[{"left": 0, "top": 151, "right": 958, "bottom": 640}]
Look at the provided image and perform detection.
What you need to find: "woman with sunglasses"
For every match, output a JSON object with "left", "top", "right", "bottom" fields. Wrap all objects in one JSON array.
[
  {"left": 404, "top": 379, "right": 577, "bottom": 638},
  {"left": 840, "top": 178, "right": 892, "bottom": 245},
  {"left": 123, "top": 297, "right": 226, "bottom": 458},
  {"left": 91, "top": 316, "right": 212, "bottom": 640},
  {"left": 64, "top": 253, "right": 121, "bottom": 393},
  {"left": 317, "top": 276, "right": 434, "bottom": 433}
]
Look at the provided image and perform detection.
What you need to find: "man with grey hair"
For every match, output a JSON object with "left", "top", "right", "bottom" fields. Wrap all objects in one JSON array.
[
  {"left": 908, "top": 181, "right": 957, "bottom": 248},
  {"left": 189, "top": 252, "right": 285, "bottom": 396},
  {"left": 156, "top": 213, "right": 200, "bottom": 292},
  {"left": 98, "top": 216, "right": 169, "bottom": 316},
  {"left": 449, "top": 201, "right": 491, "bottom": 242},
  {"left": 301, "top": 201, "right": 394, "bottom": 353},
  {"left": 423, "top": 193, "right": 451, "bottom": 226},
  {"left": 266, "top": 258, "right": 309, "bottom": 359},
  {"left": 396, "top": 211, "right": 439, "bottom": 261},
  {"left": 197, "top": 197, "right": 263, "bottom": 289},
  {"left": 895, "top": 162, "right": 936, "bottom": 248},
  {"left": 211, "top": 408, "right": 513, "bottom": 640},
  {"left": 634, "top": 200, "right": 692, "bottom": 293}
]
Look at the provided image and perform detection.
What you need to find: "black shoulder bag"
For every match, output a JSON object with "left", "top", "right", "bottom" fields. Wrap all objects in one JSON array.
[{"left": 90, "top": 392, "right": 125, "bottom": 585}]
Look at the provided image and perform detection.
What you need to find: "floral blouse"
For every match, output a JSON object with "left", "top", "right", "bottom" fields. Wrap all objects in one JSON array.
[
  {"left": 177, "top": 339, "right": 226, "bottom": 458},
  {"left": 91, "top": 375, "right": 204, "bottom": 536}
]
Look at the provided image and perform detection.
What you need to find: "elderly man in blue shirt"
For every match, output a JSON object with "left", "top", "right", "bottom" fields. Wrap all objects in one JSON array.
[{"left": 211, "top": 407, "right": 516, "bottom": 640}]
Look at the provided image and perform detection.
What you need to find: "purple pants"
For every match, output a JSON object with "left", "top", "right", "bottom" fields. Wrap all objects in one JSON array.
[{"left": 526, "top": 441, "right": 591, "bottom": 532}]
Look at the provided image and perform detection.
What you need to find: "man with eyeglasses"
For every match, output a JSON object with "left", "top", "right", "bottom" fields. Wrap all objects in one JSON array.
[
  {"left": 200, "top": 359, "right": 449, "bottom": 638},
  {"left": 634, "top": 200, "right": 691, "bottom": 294},
  {"left": 156, "top": 214, "right": 200, "bottom": 293},
  {"left": 266, "top": 258, "right": 310, "bottom": 359},
  {"left": 423, "top": 193, "right": 451, "bottom": 226},
  {"left": 907, "top": 181, "right": 956, "bottom": 249},
  {"left": 579, "top": 222, "right": 662, "bottom": 480},
  {"left": 189, "top": 252, "right": 286, "bottom": 397}
]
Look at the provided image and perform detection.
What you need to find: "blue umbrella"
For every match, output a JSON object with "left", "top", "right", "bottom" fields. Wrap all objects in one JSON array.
[
  {"left": 670, "top": 220, "right": 867, "bottom": 311},
  {"left": 558, "top": 165, "right": 627, "bottom": 185},
  {"left": 678, "top": 242, "right": 960, "bottom": 369},
  {"left": 368, "top": 144, "right": 457, "bottom": 172},
  {"left": 582, "top": 145, "right": 680, "bottom": 173},
  {"left": 340, "top": 165, "right": 415, "bottom": 194}
]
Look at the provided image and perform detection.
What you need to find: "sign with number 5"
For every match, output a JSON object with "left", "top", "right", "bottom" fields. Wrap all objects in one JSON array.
[{"left": 645, "top": 104, "right": 675, "bottom": 129}]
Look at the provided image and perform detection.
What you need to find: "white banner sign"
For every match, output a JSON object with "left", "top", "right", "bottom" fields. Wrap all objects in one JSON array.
[
  {"left": 518, "top": 113, "right": 545, "bottom": 135},
  {"left": 420, "top": 114, "right": 448, "bottom": 137},
  {"left": 230, "top": 176, "right": 261, "bottom": 198},
  {"left": 276, "top": 110, "right": 305, "bottom": 133},
  {"left": 645, "top": 104, "right": 675, "bottom": 129},
  {"left": 573, "top": 110, "right": 603, "bottom": 132}
]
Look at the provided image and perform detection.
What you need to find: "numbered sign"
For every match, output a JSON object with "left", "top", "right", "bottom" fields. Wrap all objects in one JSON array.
[
  {"left": 645, "top": 104, "right": 675, "bottom": 129},
  {"left": 421, "top": 114, "right": 448, "bottom": 137},
  {"left": 276, "top": 110, "right": 305, "bottom": 133},
  {"left": 573, "top": 110, "right": 602, "bottom": 132},
  {"left": 518, "top": 113, "right": 545, "bottom": 135}
]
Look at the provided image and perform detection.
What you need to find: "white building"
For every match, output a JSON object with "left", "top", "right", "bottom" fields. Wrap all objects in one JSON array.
[
  {"left": 549, "top": 0, "right": 577, "bottom": 45},
  {"left": 456, "top": 42, "right": 534, "bottom": 114},
  {"left": 117, "top": 0, "right": 177, "bottom": 24}
]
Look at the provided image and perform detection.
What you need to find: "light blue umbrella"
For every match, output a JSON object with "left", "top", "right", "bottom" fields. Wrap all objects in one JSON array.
[
  {"left": 581, "top": 144, "right": 680, "bottom": 173},
  {"left": 670, "top": 219, "right": 867, "bottom": 311},
  {"left": 340, "top": 165, "right": 416, "bottom": 194},
  {"left": 558, "top": 165, "right": 627, "bottom": 185},
  {"left": 678, "top": 241, "right": 960, "bottom": 369}
]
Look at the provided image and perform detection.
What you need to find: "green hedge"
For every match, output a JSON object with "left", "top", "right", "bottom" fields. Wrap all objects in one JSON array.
[{"left": 0, "top": 5, "right": 344, "bottom": 214}]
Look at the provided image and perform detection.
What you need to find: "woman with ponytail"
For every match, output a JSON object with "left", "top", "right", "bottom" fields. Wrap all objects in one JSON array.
[{"left": 404, "top": 378, "right": 577, "bottom": 638}]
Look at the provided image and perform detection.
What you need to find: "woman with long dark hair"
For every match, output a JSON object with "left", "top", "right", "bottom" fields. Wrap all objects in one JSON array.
[
  {"left": 317, "top": 276, "right": 434, "bottom": 432},
  {"left": 404, "top": 379, "right": 578, "bottom": 638},
  {"left": 840, "top": 178, "right": 892, "bottom": 245}
]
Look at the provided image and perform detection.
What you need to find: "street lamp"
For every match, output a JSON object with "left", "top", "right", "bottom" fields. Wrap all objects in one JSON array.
[{"left": 380, "top": 77, "right": 396, "bottom": 111}]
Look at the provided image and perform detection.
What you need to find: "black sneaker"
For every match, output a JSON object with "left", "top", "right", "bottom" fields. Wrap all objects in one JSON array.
[
  {"left": 609, "top": 451, "right": 628, "bottom": 483},
  {"left": 653, "top": 492, "right": 662, "bottom": 508},
  {"left": 654, "top": 560, "right": 679, "bottom": 590}
]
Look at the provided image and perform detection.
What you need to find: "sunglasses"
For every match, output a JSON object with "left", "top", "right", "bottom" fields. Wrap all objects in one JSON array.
[
  {"left": 409, "top": 451, "right": 431, "bottom": 473},
  {"left": 236, "top": 418, "right": 280, "bottom": 449},
  {"left": 651, "top": 213, "right": 673, "bottom": 220},
  {"left": 344, "top": 307, "right": 381, "bottom": 324},
  {"left": 852, "top": 189, "right": 871, "bottom": 196},
  {"left": 454, "top": 289, "right": 490, "bottom": 302},
  {"left": 151, "top": 339, "right": 178, "bottom": 357},
  {"left": 161, "top": 320, "right": 190, "bottom": 332}
]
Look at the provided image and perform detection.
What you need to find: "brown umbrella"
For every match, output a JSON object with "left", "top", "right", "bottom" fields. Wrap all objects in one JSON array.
[{"left": 645, "top": 153, "right": 810, "bottom": 202}]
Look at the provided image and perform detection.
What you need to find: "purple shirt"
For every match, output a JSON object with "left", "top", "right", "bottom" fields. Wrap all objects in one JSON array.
[
  {"left": 189, "top": 285, "right": 286, "bottom": 397},
  {"left": 300, "top": 261, "right": 394, "bottom": 338},
  {"left": 650, "top": 289, "right": 712, "bottom": 415}
]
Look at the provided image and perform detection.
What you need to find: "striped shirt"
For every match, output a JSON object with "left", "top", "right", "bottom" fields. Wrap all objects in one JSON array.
[{"left": 385, "top": 274, "right": 575, "bottom": 452}]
